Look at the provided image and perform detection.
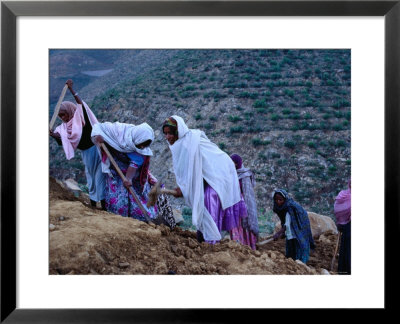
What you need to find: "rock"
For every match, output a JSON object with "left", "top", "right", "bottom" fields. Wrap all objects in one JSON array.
[
  {"left": 295, "top": 259, "right": 309, "bottom": 268},
  {"left": 119, "top": 262, "right": 130, "bottom": 269},
  {"left": 59, "top": 216, "right": 65, "bottom": 221},
  {"left": 274, "top": 211, "right": 337, "bottom": 238},
  {"left": 308, "top": 212, "right": 338, "bottom": 238},
  {"left": 188, "top": 238, "right": 198, "bottom": 248},
  {"left": 177, "top": 256, "right": 185, "bottom": 262},
  {"left": 320, "top": 268, "right": 331, "bottom": 275},
  {"left": 64, "top": 178, "right": 81, "bottom": 191},
  {"left": 49, "top": 224, "right": 56, "bottom": 231},
  {"left": 64, "top": 178, "right": 82, "bottom": 197},
  {"left": 172, "top": 209, "right": 184, "bottom": 224},
  {"left": 318, "top": 234, "right": 332, "bottom": 243}
]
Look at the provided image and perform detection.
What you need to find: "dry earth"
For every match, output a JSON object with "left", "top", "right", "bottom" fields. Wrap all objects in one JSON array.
[{"left": 49, "top": 177, "right": 339, "bottom": 275}]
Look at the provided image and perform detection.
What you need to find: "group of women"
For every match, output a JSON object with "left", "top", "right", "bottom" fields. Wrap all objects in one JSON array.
[{"left": 50, "top": 80, "right": 349, "bottom": 272}]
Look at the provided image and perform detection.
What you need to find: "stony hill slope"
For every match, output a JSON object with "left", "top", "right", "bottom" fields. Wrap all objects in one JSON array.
[{"left": 49, "top": 49, "right": 351, "bottom": 218}]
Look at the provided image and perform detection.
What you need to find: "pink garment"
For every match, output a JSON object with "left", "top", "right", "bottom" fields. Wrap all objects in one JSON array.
[
  {"left": 203, "top": 183, "right": 256, "bottom": 249},
  {"left": 334, "top": 184, "right": 351, "bottom": 225},
  {"left": 230, "top": 226, "right": 257, "bottom": 250},
  {"left": 54, "top": 101, "right": 98, "bottom": 160}
]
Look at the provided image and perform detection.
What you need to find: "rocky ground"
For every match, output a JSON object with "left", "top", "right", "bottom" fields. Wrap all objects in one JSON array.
[{"left": 49, "top": 177, "right": 339, "bottom": 275}]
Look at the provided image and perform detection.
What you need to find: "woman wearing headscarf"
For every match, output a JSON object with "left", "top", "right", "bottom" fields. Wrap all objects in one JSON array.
[
  {"left": 91, "top": 121, "right": 175, "bottom": 228},
  {"left": 230, "top": 154, "right": 259, "bottom": 250},
  {"left": 272, "top": 189, "right": 315, "bottom": 264},
  {"left": 162, "top": 115, "right": 248, "bottom": 244},
  {"left": 334, "top": 179, "right": 351, "bottom": 274},
  {"left": 49, "top": 79, "right": 106, "bottom": 210}
]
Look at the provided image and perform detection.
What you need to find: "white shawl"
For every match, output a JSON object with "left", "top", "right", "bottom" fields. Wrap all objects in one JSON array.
[
  {"left": 91, "top": 122, "right": 154, "bottom": 175},
  {"left": 168, "top": 115, "right": 241, "bottom": 241}
]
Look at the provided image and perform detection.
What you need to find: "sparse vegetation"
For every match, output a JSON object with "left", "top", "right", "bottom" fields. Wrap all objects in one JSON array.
[{"left": 50, "top": 48, "right": 350, "bottom": 218}]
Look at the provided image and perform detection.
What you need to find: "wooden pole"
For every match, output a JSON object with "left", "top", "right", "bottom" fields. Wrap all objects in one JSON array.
[
  {"left": 330, "top": 231, "right": 342, "bottom": 271},
  {"left": 49, "top": 84, "right": 68, "bottom": 130},
  {"left": 100, "top": 143, "right": 153, "bottom": 224}
]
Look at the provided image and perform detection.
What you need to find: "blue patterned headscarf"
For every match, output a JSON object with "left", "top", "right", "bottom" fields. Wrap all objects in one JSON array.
[{"left": 273, "top": 189, "right": 316, "bottom": 251}]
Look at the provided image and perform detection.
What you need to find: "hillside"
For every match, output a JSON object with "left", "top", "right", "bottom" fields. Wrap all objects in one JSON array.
[
  {"left": 49, "top": 49, "right": 351, "bottom": 218},
  {"left": 49, "top": 177, "right": 339, "bottom": 275}
]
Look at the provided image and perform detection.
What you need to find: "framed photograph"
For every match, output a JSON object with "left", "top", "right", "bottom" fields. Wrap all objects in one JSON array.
[{"left": 1, "top": 0, "right": 398, "bottom": 321}]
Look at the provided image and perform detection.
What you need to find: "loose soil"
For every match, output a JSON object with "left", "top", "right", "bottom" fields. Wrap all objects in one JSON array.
[{"left": 49, "top": 177, "right": 339, "bottom": 275}]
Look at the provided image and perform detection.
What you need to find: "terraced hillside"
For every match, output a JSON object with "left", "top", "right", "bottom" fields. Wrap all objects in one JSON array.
[{"left": 49, "top": 49, "right": 350, "bottom": 219}]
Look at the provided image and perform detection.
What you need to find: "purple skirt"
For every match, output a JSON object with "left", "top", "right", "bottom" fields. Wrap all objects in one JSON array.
[{"left": 203, "top": 183, "right": 247, "bottom": 233}]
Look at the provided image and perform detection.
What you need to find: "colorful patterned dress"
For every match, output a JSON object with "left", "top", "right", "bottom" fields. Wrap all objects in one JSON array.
[{"left": 103, "top": 146, "right": 157, "bottom": 222}]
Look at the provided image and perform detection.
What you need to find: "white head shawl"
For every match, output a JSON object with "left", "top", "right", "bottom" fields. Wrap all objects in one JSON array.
[
  {"left": 168, "top": 115, "right": 241, "bottom": 241},
  {"left": 92, "top": 121, "right": 154, "bottom": 175}
]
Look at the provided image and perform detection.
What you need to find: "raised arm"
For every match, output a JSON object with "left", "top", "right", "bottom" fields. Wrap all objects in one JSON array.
[{"left": 66, "top": 79, "right": 83, "bottom": 105}]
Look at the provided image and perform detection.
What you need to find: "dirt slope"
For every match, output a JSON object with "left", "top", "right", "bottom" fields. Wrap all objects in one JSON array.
[{"left": 49, "top": 177, "right": 339, "bottom": 275}]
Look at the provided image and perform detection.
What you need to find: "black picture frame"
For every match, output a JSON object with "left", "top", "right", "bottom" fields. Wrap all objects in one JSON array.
[{"left": 1, "top": 0, "right": 398, "bottom": 322}]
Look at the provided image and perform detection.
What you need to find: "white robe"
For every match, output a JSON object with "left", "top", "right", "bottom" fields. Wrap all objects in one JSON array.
[{"left": 168, "top": 115, "right": 241, "bottom": 241}]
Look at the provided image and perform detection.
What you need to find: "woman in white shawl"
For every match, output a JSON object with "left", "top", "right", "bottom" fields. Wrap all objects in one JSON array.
[
  {"left": 91, "top": 121, "right": 175, "bottom": 228},
  {"left": 49, "top": 79, "right": 106, "bottom": 210},
  {"left": 162, "top": 115, "right": 249, "bottom": 243}
]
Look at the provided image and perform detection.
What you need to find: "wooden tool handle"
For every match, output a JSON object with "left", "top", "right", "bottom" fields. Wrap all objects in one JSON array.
[
  {"left": 330, "top": 231, "right": 342, "bottom": 271},
  {"left": 49, "top": 84, "right": 68, "bottom": 130},
  {"left": 160, "top": 188, "right": 178, "bottom": 196},
  {"left": 100, "top": 143, "right": 152, "bottom": 223},
  {"left": 256, "top": 238, "right": 274, "bottom": 246}
]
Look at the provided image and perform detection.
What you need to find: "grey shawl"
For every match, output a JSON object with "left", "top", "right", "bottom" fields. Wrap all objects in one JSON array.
[{"left": 237, "top": 166, "right": 259, "bottom": 235}]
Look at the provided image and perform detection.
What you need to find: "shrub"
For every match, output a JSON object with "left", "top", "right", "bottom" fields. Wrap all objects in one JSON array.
[
  {"left": 235, "top": 60, "right": 245, "bottom": 67},
  {"left": 253, "top": 99, "right": 268, "bottom": 108},
  {"left": 203, "top": 91, "right": 227, "bottom": 100},
  {"left": 336, "top": 139, "right": 347, "bottom": 147},
  {"left": 284, "top": 140, "right": 296, "bottom": 149},
  {"left": 184, "top": 85, "right": 196, "bottom": 91},
  {"left": 252, "top": 138, "right": 271, "bottom": 146},
  {"left": 229, "top": 126, "right": 244, "bottom": 133},
  {"left": 271, "top": 73, "right": 282, "bottom": 80},
  {"left": 239, "top": 92, "right": 258, "bottom": 99},
  {"left": 255, "top": 108, "right": 267, "bottom": 114},
  {"left": 333, "top": 98, "right": 350, "bottom": 108},
  {"left": 218, "top": 142, "right": 226, "bottom": 150},
  {"left": 333, "top": 123, "right": 344, "bottom": 131},
  {"left": 271, "top": 114, "right": 281, "bottom": 121},
  {"left": 302, "top": 69, "right": 312, "bottom": 79},
  {"left": 328, "top": 165, "right": 337, "bottom": 174},
  {"left": 258, "top": 153, "right": 268, "bottom": 161},
  {"left": 308, "top": 141, "right": 317, "bottom": 149},
  {"left": 228, "top": 115, "right": 242, "bottom": 123},
  {"left": 248, "top": 125, "right": 263, "bottom": 133},
  {"left": 284, "top": 89, "right": 295, "bottom": 97}
]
